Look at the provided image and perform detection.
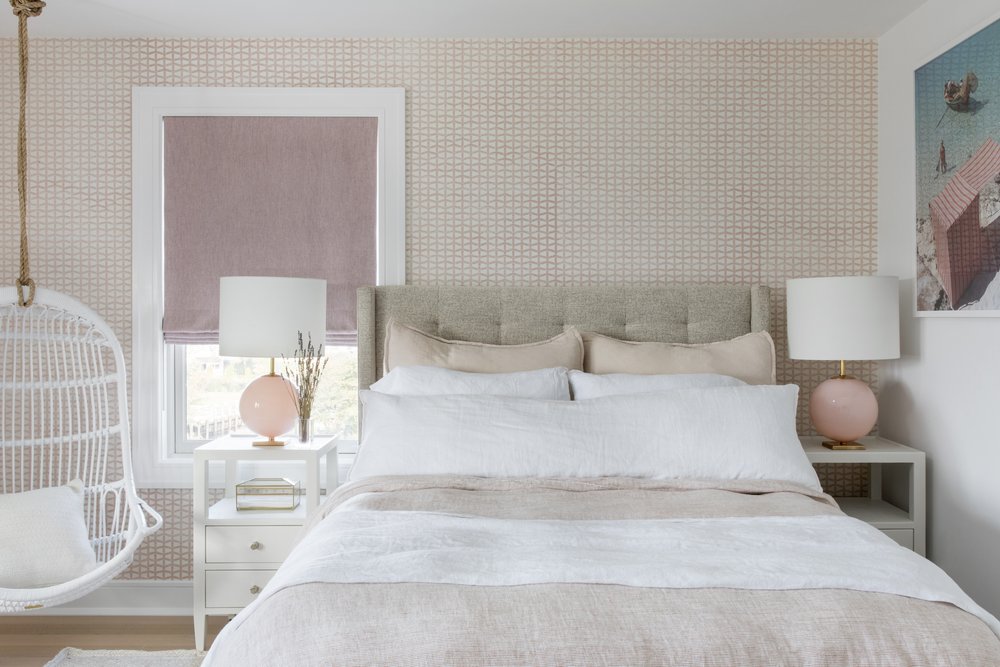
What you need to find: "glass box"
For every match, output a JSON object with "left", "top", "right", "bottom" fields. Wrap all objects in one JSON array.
[{"left": 235, "top": 477, "right": 301, "bottom": 511}]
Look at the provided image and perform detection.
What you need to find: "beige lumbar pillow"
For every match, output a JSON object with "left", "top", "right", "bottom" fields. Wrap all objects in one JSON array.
[
  {"left": 0, "top": 479, "right": 97, "bottom": 588},
  {"left": 384, "top": 320, "right": 584, "bottom": 373},
  {"left": 582, "top": 331, "right": 776, "bottom": 384}
]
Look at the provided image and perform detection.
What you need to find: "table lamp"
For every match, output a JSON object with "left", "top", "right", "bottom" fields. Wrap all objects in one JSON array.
[
  {"left": 786, "top": 276, "right": 900, "bottom": 450},
  {"left": 219, "top": 276, "right": 326, "bottom": 446}
]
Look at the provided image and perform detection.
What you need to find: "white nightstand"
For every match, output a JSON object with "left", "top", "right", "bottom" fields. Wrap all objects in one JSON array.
[
  {"left": 801, "top": 435, "right": 926, "bottom": 556},
  {"left": 193, "top": 434, "right": 338, "bottom": 651}
]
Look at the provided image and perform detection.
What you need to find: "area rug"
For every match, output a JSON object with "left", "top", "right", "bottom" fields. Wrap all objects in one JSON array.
[{"left": 45, "top": 648, "right": 203, "bottom": 666}]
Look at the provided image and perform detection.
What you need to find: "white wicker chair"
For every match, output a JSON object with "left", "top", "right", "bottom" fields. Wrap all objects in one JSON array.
[{"left": 0, "top": 287, "right": 162, "bottom": 612}]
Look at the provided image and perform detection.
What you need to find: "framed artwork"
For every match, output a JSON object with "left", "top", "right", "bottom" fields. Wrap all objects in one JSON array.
[{"left": 915, "top": 14, "right": 1000, "bottom": 315}]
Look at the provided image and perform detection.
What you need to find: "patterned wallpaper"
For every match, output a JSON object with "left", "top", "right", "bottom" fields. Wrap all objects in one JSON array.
[{"left": 0, "top": 38, "right": 876, "bottom": 580}]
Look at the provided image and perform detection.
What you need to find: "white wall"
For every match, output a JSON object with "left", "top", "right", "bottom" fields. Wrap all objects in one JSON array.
[{"left": 879, "top": 0, "right": 1000, "bottom": 615}]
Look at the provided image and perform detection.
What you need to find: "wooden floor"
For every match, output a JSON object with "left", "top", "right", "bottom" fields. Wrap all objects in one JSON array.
[{"left": 0, "top": 616, "right": 227, "bottom": 667}]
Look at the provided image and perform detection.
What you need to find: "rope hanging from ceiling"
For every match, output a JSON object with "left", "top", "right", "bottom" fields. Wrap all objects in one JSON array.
[{"left": 9, "top": 0, "right": 45, "bottom": 307}]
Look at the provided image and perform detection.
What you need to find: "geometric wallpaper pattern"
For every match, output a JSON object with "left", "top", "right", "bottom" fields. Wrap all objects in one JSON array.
[{"left": 0, "top": 38, "right": 876, "bottom": 580}]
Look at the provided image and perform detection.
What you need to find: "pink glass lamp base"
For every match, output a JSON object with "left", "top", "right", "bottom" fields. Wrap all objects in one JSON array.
[
  {"left": 809, "top": 376, "right": 878, "bottom": 450},
  {"left": 239, "top": 374, "right": 299, "bottom": 446}
]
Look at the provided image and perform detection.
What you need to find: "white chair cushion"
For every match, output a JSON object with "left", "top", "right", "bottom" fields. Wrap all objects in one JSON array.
[{"left": 0, "top": 480, "right": 97, "bottom": 588}]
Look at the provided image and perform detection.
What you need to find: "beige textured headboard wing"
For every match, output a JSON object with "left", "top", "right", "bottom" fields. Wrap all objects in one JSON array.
[{"left": 357, "top": 284, "right": 770, "bottom": 390}]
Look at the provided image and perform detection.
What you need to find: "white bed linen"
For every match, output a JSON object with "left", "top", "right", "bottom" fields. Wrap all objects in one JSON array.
[
  {"left": 569, "top": 370, "right": 744, "bottom": 398},
  {"left": 205, "top": 499, "right": 1000, "bottom": 666},
  {"left": 351, "top": 385, "right": 819, "bottom": 490}
]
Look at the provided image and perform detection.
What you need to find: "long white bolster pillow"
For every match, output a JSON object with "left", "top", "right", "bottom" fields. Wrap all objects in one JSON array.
[{"left": 351, "top": 385, "right": 819, "bottom": 491}]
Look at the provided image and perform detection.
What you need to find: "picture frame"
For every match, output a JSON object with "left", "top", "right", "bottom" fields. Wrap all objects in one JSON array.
[{"left": 914, "top": 13, "right": 1000, "bottom": 316}]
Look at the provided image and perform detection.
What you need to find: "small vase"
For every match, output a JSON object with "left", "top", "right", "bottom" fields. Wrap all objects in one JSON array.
[{"left": 297, "top": 416, "right": 312, "bottom": 443}]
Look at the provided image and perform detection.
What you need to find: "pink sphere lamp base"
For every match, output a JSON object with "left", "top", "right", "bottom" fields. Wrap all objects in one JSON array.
[
  {"left": 239, "top": 372, "right": 299, "bottom": 446},
  {"left": 809, "top": 375, "right": 878, "bottom": 450}
]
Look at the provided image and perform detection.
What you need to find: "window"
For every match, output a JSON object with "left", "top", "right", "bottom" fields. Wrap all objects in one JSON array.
[
  {"left": 132, "top": 87, "right": 405, "bottom": 487},
  {"left": 168, "top": 345, "right": 360, "bottom": 454}
]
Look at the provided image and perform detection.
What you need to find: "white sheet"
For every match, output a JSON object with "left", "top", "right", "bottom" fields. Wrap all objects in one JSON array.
[{"left": 217, "top": 501, "right": 1000, "bottom": 647}]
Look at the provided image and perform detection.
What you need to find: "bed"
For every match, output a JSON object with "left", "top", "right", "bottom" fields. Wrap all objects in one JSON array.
[{"left": 203, "top": 285, "right": 1000, "bottom": 666}]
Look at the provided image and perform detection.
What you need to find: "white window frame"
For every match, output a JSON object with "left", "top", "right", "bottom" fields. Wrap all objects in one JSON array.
[
  {"left": 164, "top": 344, "right": 188, "bottom": 454},
  {"left": 132, "top": 87, "right": 405, "bottom": 487}
]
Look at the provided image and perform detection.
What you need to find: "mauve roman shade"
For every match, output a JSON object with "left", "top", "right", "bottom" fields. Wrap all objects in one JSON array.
[{"left": 162, "top": 116, "right": 378, "bottom": 345}]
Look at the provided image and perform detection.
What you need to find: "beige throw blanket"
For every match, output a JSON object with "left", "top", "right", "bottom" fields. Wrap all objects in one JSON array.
[{"left": 205, "top": 476, "right": 1000, "bottom": 666}]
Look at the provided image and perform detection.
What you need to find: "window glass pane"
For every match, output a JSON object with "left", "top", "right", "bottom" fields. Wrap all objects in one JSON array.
[
  {"left": 183, "top": 345, "right": 358, "bottom": 443},
  {"left": 184, "top": 345, "right": 263, "bottom": 442}
]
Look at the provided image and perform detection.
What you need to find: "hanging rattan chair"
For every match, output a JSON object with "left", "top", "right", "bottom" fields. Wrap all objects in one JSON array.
[
  {"left": 0, "top": 287, "right": 163, "bottom": 611},
  {"left": 0, "top": 1, "right": 161, "bottom": 612}
]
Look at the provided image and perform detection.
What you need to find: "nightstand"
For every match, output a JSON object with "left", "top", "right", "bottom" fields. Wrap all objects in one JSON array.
[
  {"left": 801, "top": 435, "right": 926, "bottom": 556},
  {"left": 193, "top": 434, "right": 338, "bottom": 651}
]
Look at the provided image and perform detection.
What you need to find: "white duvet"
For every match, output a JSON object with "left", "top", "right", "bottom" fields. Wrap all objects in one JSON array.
[{"left": 208, "top": 495, "right": 1000, "bottom": 662}]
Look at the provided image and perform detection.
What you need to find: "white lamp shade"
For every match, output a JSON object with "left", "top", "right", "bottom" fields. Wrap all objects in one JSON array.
[
  {"left": 786, "top": 276, "right": 900, "bottom": 361},
  {"left": 218, "top": 276, "right": 327, "bottom": 358}
]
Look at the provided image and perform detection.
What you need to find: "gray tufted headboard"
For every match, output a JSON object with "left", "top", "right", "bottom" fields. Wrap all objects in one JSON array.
[{"left": 357, "top": 284, "right": 770, "bottom": 390}]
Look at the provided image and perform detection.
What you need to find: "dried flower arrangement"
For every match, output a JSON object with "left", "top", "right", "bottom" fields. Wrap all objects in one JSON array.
[{"left": 283, "top": 332, "right": 328, "bottom": 432}]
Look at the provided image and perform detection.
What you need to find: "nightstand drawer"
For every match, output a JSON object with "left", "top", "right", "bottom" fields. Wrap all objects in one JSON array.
[
  {"left": 205, "top": 525, "right": 299, "bottom": 564},
  {"left": 882, "top": 529, "right": 914, "bottom": 550},
  {"left": 205, "top": 569, "right": 276, "bottom": 608}
]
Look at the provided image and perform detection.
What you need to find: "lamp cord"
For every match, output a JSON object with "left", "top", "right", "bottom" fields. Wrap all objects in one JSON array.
[{"left": 10, "top": 0, "right": 45, "bottom": 307}]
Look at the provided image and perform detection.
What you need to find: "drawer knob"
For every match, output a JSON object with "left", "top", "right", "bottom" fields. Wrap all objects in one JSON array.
[
  {"left": 249, "top": 541, "right": 262, "bottom": 551},
  {"left": 249, "top": 585, "right": 261, "bottom": 595}
]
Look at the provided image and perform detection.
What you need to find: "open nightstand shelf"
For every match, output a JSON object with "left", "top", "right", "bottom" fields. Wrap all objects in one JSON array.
[
  {"left": 834, "top": 498, "right": 913, "bottom": 527},
  {"left": 801, "top": 435, "right": 925, "bottom": 555},
  {"left": 204, "top": 496, "right": 328, "bottom": 525}
]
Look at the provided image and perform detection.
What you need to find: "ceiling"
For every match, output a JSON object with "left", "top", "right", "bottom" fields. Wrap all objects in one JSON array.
[{"left": 0, "top": 0, "right": 925, "bottom": 40}]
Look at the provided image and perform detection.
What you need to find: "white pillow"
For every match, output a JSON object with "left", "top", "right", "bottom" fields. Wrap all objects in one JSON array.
[
  {"left": 371, "top": 366, "right": 571, "bottom": 400},
  {"left": 569, "top": 370, "right": 745, "bottom": 399},
  {"left": 351, "top": 386, "right": 819, "bottom": 491},
  {"left": 0, "top": 480, "right": 97, "bottom": 588}
]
